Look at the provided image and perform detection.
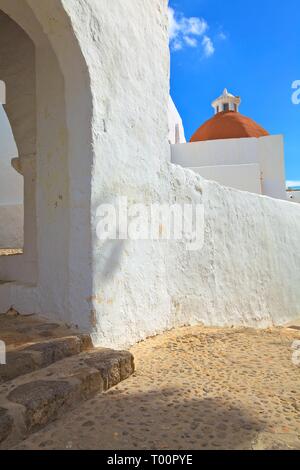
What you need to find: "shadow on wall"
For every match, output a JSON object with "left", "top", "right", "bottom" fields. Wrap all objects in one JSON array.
[
  {"left": 93, "top": 195, "right": 127, "bottom": 281},
  {"left": 97, "top": 239, "right": 126, "bottom": 280}
]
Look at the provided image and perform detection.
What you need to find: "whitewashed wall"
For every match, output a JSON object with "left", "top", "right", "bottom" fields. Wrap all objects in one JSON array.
[
  {"left": 167, "top": 165, "right": 300, "bottom": 330},
  {"left": 172, "top": 135, "right": 287, "bottom": 200},
  {"left": 0, "top": 7, "right": 35, "bottom": 265},
  {"left": 0, "top": 1, "right": 299, "bottom": 350}
]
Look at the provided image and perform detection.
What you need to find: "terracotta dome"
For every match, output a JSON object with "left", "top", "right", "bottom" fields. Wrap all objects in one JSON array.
[{"left": 190, "top": 111, "right": 269, "bottom": 142}]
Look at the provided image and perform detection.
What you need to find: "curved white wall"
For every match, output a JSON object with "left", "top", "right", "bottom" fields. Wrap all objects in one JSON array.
[{"left": 167, "top": 165, "right": 300, "bottom": 332}]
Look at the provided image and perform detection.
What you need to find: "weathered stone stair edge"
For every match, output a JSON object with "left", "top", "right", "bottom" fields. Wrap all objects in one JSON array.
[
  {"left": 0, "top": 334, "right": 93, "bottom": 384},
  {"left": 0, "top": 348, "right": 134, "bottom": 449}
]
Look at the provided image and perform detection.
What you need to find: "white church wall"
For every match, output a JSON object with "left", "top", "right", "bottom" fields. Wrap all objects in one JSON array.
[
  {"left": 191, "top": 163, "right": 262, "bottom": 194},
  {"left": 258, "top": 135, "right": 286, "bottom": 200},
  {"left": 0, "top": 1, "right": 299, "bottom": 350},
  {"left": 172, "top": 136, "right": 259, "bottom": 167},
  {"left": 171, "top": 135, "right": 286, "bottom": 200}
]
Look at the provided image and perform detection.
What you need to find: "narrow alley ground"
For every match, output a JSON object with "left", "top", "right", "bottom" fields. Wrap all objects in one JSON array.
[{"left": 14, "top": 324, "right": 300, "bottom": 450}]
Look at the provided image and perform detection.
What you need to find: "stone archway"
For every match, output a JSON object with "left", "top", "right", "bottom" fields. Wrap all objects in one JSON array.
[
  {"left": 0, "top": 9, "right": 36, "bottom": 280},
  {"left": 0, "top": 0, "right": 94, "bottom": 329},
  {"left": 0, "top": 84, "right": 23, "bottom": 252}
]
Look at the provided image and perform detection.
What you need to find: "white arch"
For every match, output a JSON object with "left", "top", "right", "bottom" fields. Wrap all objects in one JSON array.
[
  {"left": 0, "top": 0, "right": 94, "bottom": 328},
  {"left": 0, "top": 103, "right": 23, "bottom": 249}
]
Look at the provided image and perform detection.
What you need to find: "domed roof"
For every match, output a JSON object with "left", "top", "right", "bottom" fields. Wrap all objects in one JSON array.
[{"left": 190, "top": 110, "right": 269, "bottom": 142}]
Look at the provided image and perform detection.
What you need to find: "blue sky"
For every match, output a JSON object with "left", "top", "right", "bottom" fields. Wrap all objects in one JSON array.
[{"left": 169, "top": 0, "right": 300, "bottom": 185}]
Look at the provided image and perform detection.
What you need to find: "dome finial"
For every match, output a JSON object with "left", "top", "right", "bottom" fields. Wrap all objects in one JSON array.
[{"left": 211, "top": 89, "right": 241, "bottom": 114}]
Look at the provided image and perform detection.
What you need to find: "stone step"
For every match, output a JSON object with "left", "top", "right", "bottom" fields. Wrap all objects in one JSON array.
[
  {"left": 0, "top": 334, "right": 93, "bottom": 384},
  {"left": 0, "top": 348, "right": 134, "bottom": 449}
]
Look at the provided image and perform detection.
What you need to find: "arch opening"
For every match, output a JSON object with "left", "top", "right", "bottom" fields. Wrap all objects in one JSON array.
[
  {"left": 0, "top": 0, "right": 94, "bottom": 330},
  {"left": 0, "top": 97, "right": 24, "bottom": 254},
  {"left": 0, "top": 8, "right": 36, "bottom": 282}
]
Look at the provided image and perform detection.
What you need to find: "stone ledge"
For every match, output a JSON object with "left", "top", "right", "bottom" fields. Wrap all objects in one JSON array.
[
  {"left": 0, "top": 348, "right": 134, "bottom": 448},
  {"left": 0, "top": 335, "right": 93, "bottom": 384}
]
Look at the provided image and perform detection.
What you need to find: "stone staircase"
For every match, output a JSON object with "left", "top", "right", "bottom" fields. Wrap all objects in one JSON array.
[{"left": 0, "top": 312, "right": 134, "bottom": 449}]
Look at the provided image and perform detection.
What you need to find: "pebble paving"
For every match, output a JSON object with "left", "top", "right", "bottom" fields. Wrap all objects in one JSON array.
[{"left": 14, "top": 325, "right": 300, "bottom": 450}]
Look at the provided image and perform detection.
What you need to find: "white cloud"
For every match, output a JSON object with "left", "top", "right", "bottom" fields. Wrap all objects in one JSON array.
[
  {"left": 168, "top": 7, "right": 180, "bottom": 41},
  {"left": 202, "top": 35, "right": 215, "bottom": 57},
  {"left": 168, "top": 7, "right": 214, "bottom": 58},
  {"left": 181, "top": 17, "right": 208, "bottom": 36},
  {"left": 173, "top": 40, "right": 183, "bottom": 51},
  {"left": 184, "top": 36, "right": 198, "bottom": 47},
  {"left": 218, "top": 32, "right": 227, "bottom": 41}
]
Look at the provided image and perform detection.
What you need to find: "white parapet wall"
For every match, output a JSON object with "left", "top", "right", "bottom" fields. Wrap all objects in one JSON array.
[
  {"left": 167, "top": 164, "right": 300, "bottom": 334},
  {"left": 191, "top": 163, "right": 262, "bottom": 194},
  {"left": 0, "top": 0, "right": 299, "bottom": 350}
]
